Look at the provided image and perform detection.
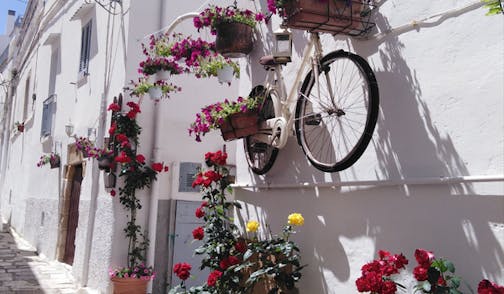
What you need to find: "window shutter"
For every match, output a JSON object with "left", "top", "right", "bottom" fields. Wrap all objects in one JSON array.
[
  {"left": 41, "top": 102, "right": 50, "bottom": 137},
  {"left": 79, "top": 20, "right": 92, "bottom": 73}
]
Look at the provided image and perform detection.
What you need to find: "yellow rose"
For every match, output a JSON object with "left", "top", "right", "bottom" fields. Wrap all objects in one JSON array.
[
  {"left": 246, "top": 220, "right": 260, "bottom": 233},
  {"left": 288, "top": 213, "right": 304, "bottom": 226}
]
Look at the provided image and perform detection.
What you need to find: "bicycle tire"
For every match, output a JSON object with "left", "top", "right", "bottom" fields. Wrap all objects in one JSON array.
[
  {"left": 295, "top": 50, "right": 379, "bottom": 172},
  {"left": 244, "top": 85, "right": 279, "bottom": 175}
]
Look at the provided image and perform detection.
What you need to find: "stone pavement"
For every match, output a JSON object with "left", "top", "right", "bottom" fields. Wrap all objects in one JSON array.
[{"left": 0, "top": 230, "right": 78, "bottom": 293}]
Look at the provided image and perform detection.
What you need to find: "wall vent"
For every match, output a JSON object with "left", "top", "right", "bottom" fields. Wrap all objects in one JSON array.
[{"left": 179, "top": 162, "right": 201, "bottom": 192}]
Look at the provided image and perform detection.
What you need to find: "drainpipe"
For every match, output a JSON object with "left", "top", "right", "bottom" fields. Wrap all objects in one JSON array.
[{"left": 232, "top": 175, "right": 504, "bottom": 190}]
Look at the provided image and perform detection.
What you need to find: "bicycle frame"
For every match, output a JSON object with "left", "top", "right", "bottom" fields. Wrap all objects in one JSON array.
[{"left": 255, "top": 32, "right": 328, "bottom": 149}]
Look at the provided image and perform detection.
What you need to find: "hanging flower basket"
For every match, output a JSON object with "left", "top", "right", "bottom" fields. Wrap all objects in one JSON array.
[
  {"left": 217, "top": 64, "right": 235, "bottom": 84},
  {"left": 148, "top": 86, "right": 163, "bottom": 100},
  {"left": 97, "top": 154, "right": 114, "bottom": 170},
  {"left": 110, "top": 277, "right": 149, "bottom": 294},
  {"left": 155, "top": 70, "right": 171, "bottom": 81},
  {"left": 215, "top": 22, "right": 254, "bottom": 58},
  {"left": 219, "top": 111, "right": 259, "bottom": 141},
  {"left": 282, "top": 0, "right": 375, "bottom": 36},
  {"left": 49, "top": 154, "right": 61, "bottom": 169}
]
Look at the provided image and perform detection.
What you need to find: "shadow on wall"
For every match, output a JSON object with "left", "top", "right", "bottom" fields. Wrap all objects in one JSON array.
[{"left": 236, "top": 7, "right": 503, "bottom": 294}]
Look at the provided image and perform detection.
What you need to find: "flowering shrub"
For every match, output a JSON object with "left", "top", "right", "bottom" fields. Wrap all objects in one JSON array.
[
  {"left": 188, "top": 95, "right": 264, "bottom": 142},
  {"left": 413, "top": 249, "right": 462, "bottom": 294},
  {"left": 107, "top": 100, "right": 168, "bottom": 278},
  {"left": 75, "top": 137, "right": 94, "bottom": 157},
  {"left": 193, "top": 5, "right": 265, "bottom": 35},
  {"left": 139, "top": 56, "right": 183, "bottom": 76},
  {"left": 130, "top": 78, "right": 181, "bottom": 99},
  {"left": 478, "top": 279, "right": 504, "bottom": 294},
  {"left": 109, "top": 263, "right": 155, "bottom": 281},
  {"left": 169, "top": 151, "right": 304, "bottom": 294},
  {"left": 36, "top": 152, "right": 60, "bottom": 167},
  {"left": 355, "top": 250, "right": 408, "bottom": 294}
]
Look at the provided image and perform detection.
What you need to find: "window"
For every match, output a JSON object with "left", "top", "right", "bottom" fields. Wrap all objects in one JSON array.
[
  {"left": 22, "top": 75, "right": 30, "bottom": 120},
  {"left": 41, "top": 95, "right": 56, "bottom": 138},
  {"left": 79, "top": 20, "right": 92, "bottom": 74}
]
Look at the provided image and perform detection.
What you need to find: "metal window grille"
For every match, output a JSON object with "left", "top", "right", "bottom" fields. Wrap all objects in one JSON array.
[
  {"left": 41, "top": 95, "right": 56, "bottom": 137},
  {"left": 79, "top": 20, "right": 92, "bottom": 73}
]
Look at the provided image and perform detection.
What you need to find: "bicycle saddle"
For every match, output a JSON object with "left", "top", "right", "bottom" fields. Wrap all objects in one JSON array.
[{"left": 259, "top": 55, "right": 288, "bottom": 67}]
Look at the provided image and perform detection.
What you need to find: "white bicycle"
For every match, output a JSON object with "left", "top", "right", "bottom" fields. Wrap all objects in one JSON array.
[{"left": 244, "top": 32, "right": 379, "bottom": 174}]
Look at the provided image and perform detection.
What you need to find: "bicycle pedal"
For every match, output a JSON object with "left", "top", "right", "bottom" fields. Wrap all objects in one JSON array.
[
  {"left": 304, "top": 113, "right": 322, "bottom": 126},
  {"left": 251, "top": 142, "right": 268, "bottom": 153}
]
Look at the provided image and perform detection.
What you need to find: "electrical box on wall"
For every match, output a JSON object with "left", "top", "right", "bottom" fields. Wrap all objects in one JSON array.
[{"left": 178, "top": 162, "right": 201, "bottom": 192}]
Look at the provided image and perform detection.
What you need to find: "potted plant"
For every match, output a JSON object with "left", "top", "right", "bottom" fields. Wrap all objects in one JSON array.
[
  {"left": 267, "top": 0, "right": 374, "bottom": 36},
  {"left": 189, "top": 95, "right": 264, "bottom": 142},
  {"left": 15, "top": 121, "right": 24, "bottom": 132},
  {"left": 139, "top": 56, "right": 183, "bottom": 82},
  {"left": 195, "top": 55, "right": 240, "bottom": 85},
  {"left": 75, "top": 137, "right": 94, "bottom": 158},
  {"left": 37, "top": 152, "right": 61, "bottom": 169},
  {"left": 193, "top": 5, "right": 265, "bottom": 57},
  {"left": 106, "top": 101, "right": 168, "bottom": 293},
  {"left": 131, "top": 78, "right": 181, "bottom": 100},
  {"left": 169, "top": 151, "right": 304, "bottom": 293}
]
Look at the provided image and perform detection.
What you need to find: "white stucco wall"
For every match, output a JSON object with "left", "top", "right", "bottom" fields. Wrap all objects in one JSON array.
[{"left": 234, "top": 0, "right": 504, "bottom": 293}]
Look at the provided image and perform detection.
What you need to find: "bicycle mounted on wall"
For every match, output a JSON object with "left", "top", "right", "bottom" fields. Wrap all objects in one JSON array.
[
  {"left": 244, "top": 0, "right": 380, "bottom": 174},
  {"left": 163, "top": 0, "right": 380, "bottom": 175}
]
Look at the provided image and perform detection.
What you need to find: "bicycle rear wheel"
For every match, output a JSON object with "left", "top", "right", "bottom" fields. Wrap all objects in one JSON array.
[
  {"left": 244, "top": 86, "right": 279, "bottom": 175},
  {"left": 295, "top": 50, "right": 379, "bottom": 172}
]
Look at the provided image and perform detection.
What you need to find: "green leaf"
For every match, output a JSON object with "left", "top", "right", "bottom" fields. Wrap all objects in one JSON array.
[
  {"left": 450, "top": 276, "right": 461, "bottom": 288},
  {"left": 445, "top": 260, "right": 455, "bottom": 273}
]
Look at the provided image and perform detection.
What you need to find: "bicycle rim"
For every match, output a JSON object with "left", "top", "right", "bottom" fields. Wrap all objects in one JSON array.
[
  {"left": 295, "top": 50, "right": 379, "bottom": 172},
  {"left": 244, "top": 86, "right": 279, "bottom": 175}
]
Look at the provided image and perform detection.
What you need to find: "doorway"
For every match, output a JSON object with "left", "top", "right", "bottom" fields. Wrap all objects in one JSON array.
[{"left": 62, "top": 164, "right": 82, "bottom": 265}]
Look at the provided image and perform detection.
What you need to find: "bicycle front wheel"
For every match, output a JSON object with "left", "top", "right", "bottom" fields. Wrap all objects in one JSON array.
[{"left": 295, "top": 50, "right": 379, "bottom": 172}]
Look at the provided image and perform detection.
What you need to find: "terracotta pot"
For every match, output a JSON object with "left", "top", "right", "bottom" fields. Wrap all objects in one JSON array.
[
  {"left": 283, "top": 0, "right": 372, "bottom": 36},
  {"left": 111, "top": 277, "right": 149, "bottom": 294},
  {"left": 215, "top": 22, "right": 254, "bottom": 58},
  {"left": 219, "top": 111, "right": 259, "bottom": 141},
  {"left": 49, "top": 155, "right": 60, "bottom": 169}
]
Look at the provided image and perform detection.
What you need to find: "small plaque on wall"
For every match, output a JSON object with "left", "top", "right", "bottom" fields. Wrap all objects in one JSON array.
[{"left": 179, "top": 162, "right": 201, "bottom": 192}]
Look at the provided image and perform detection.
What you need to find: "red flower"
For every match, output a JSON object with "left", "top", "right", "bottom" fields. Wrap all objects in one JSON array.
[
  {"left": 173, "top": 262, "right": 192, "bottom": 281},
  {"left": 219, "top": 259, "right": 229, "bottom": 270},
  {"left": 192, "top": 227, "right": 204, "bottom": 240},
  {"left": 127, "top": 101, "right": 141, "bottom": 112},
  {"left": 413, "top": 265, "right": 428, "bottom": 281},
  {"left": 382, "top": 280, "right": 397, "bottom": 294},
  {"left": 107, "top": 103, "right": 120, "bottom": 112},
  {"left": 115, "top": 151, "right": 131, "bottom": 163},
  {"left": 228, "top": 256, "right": 240, "bottom": 266},
  {"left": 164, "top": 166, "right": 169, "bottom": 172},
  {"left": 415, "top": 249, "right": 434, "bottom": 268},
  {"left": 127, "top": 110, "right": 138, "bottom": 119},
  {"left": 108, "top": 123, "right": 116, "bottom": 135},
  {"left": 110, "top": 189, "right": 116, "bottom": 197},
  {"left": 136, "top": 154, "right": 146, "bottom": 164},
  {"left": 207, "top": 270, "right": 222, "bottom": 287},
  {"left": 478, "top": 279, "right": 504, "bottom": 294},
  {"left": 116, "top": 133, "right": 128, "bottom": 143},
  {"left": 234, "top": 241, "right": 247, "bottom": 254},
  {"left": 205, "top": 150, "right": 227, "bottom": 166},
  {"left": 195, "top": 207, "right": 205, "bottom": 218},
  {"left": 151, "top": 162, "right": 163, "bottom": 172},
  {"left": 201, "top": 201, "right": 208, "bottom": 207}
]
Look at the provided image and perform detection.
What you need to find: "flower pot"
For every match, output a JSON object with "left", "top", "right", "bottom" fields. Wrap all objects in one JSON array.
[
  {"left": 155, "top": 70, "right": 171, "bottom": 81},
  {"left": 97, "top": 155, "right": 113, "bottom": 170},
  {"left": 104, "top": 172, "right": 116, "bottom": 188},
  {"left": 283, "top": 0, "right": 372, "bottom": 36},
  {"left": 50, "top": 155, "right": 60, "bottom": 169},
  {"left": 219, "top": 111, "right": 259, "bottom": 141},
  {"left": 110, "top": 277, "right": 149, "bottom": 294},
  {"left": 148, "top": 86, "right": 163, "bottom": 100},
  {"left": 242, "top": 253, "right": 297, "bottom": 294},
  {"left": 217, "top": 65, "right": 234, "bottom": 84},
  {"left": 215, "top": 22, "right": 254, "bottom": 58},
  {"left": 17, "top": 125, "right": 24, "bottom": 132}
]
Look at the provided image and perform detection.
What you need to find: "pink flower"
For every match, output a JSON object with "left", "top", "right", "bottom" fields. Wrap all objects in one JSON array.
[{"left": 110, "top": 190, "right": 116, "bottom": 197}]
